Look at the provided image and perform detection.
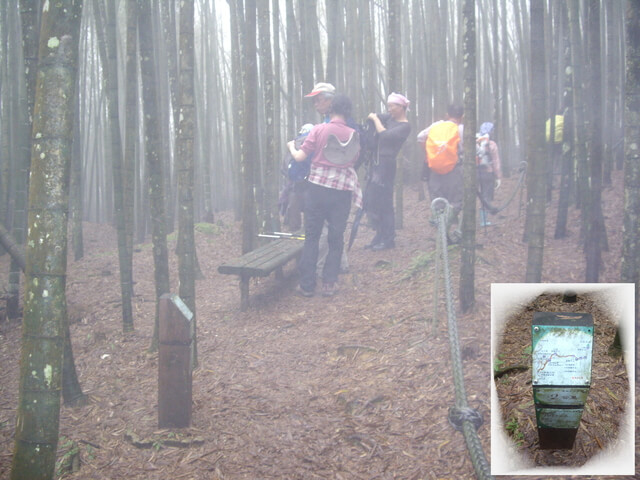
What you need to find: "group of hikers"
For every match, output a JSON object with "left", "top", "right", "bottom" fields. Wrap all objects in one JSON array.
[{"left": 279, "top": 82, "right": 502, "bottom": 298}]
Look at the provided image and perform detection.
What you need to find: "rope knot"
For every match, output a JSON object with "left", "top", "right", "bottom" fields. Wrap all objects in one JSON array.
[
  {"left": 430, "top": 197, "right": 451, "bottom": 218},
  {"left": 448, "top": 406, "right": 484, "bottom": 432}
]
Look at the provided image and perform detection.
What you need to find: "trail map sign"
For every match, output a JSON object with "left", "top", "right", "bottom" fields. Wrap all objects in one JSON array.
[{"left": 531, "top": 312, "right": 593, "bottom": 449}]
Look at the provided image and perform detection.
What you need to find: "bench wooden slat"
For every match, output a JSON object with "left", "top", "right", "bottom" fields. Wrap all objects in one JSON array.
[
  {"left": 218, "top": 237, "right": 304, "bottom": 310},
  {"left": 218, "top": 239, "right": 303, "bottom": 277}
]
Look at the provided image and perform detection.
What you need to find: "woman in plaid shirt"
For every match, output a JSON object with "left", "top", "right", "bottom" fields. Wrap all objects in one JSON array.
[{"left": 287, "top": 94, "right": 362, "bottom": 297}]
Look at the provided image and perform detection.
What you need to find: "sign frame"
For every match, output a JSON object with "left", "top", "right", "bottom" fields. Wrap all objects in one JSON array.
[{"left": 531, "top": 312, "right": 594, "bottom": 449}]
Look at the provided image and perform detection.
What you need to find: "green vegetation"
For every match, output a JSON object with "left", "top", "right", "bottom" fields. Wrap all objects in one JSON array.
[
  {"left": 195, "top": 222, "right": 224, "bottom": 235},
  {"left": 505, "top": 417, "right": 525, "bottom": 447},
  {"left": 493, "top": 354, "right": 505, "bottom": 372},
  {"left": 400, "top": 250, "right": 436, "bottom": 280},
  {"left": 55, "top": 437, "right": 80, "bottom": 476}
]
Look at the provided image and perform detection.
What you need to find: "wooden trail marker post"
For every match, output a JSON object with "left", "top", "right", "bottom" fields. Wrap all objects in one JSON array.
[
  {"left": 531, "top": 312, "right": 594, "bottom": 449},
  {"left": 158, "top": 293, "right": 194, "bottom": 428}
]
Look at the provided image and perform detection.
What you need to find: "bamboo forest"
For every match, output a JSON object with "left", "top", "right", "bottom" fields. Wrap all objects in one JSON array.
[{"left": 0, "top": 0, "right": 638, "bottom": 479}]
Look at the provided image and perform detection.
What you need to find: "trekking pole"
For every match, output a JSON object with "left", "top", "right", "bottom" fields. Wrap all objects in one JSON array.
[{"left": 258, "top": 232, "right": 305, "bottom": 240}]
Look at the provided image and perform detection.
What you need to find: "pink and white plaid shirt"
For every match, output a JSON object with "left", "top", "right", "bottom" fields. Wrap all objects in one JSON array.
[
  {"left": 307, "top": 165, "right": 362, "bottom": 209},
  {"left": 307, "top": 165, "right": 362, "bottom": 208},
  {"left": 300, "top": 118, "right": 363, "bottom": 209}
]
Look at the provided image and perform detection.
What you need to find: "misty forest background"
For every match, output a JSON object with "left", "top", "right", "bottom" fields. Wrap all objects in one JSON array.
[{"left": 1, "top": 0, "right": 640, "bottom": 478}]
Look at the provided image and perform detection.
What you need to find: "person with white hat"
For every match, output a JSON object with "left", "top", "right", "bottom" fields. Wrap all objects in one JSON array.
[
  {"left": 287, "top": 94, "right": 361, "bottom": 298},
  {"left": 304, "top": 82, "right": 336, "bottom": 123},
  {"left": 304, "top": 82, "right": 352, "bottom": 275}
]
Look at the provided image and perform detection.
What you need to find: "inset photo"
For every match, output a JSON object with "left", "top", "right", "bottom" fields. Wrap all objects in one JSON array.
[{"left": 490, "top": 283, "right": 635, "bottom": 476}]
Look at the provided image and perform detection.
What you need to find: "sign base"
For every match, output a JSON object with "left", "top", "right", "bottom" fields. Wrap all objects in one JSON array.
[{"left": 537, "top": 427, "right": 578, "bottom": 449}]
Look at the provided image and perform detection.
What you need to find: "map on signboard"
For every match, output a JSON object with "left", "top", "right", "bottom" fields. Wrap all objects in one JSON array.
[{"left": 532, "top": 325, "right": 593, "bottom": 386}]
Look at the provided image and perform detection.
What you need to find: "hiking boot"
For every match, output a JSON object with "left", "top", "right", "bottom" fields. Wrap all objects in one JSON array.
[
  {"left": 364, "top": 236, "right": 382, "bottom": 249},
  {"left": 371, "top": 241, "right": 395, "bottom": 251},
  {"left": 321, "top": 282, "right": 338, "bottom": 297},
  {"left": 295, "top": 285, "right": 314, "bottom": 298}
]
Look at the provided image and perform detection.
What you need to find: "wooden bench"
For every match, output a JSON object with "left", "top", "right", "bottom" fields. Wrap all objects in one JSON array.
[{"left": 218, "top": 238, "right": 304, "bottom": 311}]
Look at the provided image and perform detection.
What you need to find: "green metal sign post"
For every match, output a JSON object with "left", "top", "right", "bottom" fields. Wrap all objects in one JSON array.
[{"left": 531, "top": 312, "right": 594, "bottom": 449}]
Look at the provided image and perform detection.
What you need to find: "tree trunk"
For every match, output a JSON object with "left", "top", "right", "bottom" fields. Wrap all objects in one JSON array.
[
  {"left": 95, "top": 0, "right": 134, "bottom": 332},
  {"left": 621, "top": 0, "right": 640, "bottom": 321},
  {"left": 568, "top": 0, "right": 589, "bottom": 219},
  {"left": 387, "top": 0, "right": 403, "bottom": 229},
  {"left": 258, "top": 0, "right": 279, "bottom": 233},
  {"left": 11, "top": 2, "right": 83, "bottom": 479},
  {"left": 0, "top": 222, "right": 25, "bottom": 271},
  {"left": 272, "top": 0, "right": 282, "bottom": 200},
  {"left": 7, "top": 0, "right": 39, "bottom": 319},
  {"left": 177, "top": 0, "right": 198, "bottom": 367},
  {"left": 285, "top": 0, "right": 297, "bottom": 134},
  {"left": 524, "top": 0, "right": 547, "bottom": 282},
  {"left": 61, "top": 318, "right": 87, "bottom": 407},
  {"left": 69, "top": 66, "right": 84, "bottom": 261},
  {"left": 584, "top": 1, "right": 605, "bottom": 282},
  {"left": 124, "top": 0, "right": 137, "bottom": 266},
  {"left": 325, "top": 0, "right": 339, "bottom": 83},
  {"left": 296, "top": 0, "right": 314, "bottom": 121},
  {"left": 241, "top": 0, "right": 259, "bottom": 255},
  {"left": 554, "top": 2, "right": 573, "bottom": 239},
  {"left": 228, "top": 0, "right": 244, "bottom": 220},
  {"left": 459, "top": 0, "right": 477, "bottom": 313},
  {"left": 138, "top": 0, "right": 170, "bottom": 352},
  {"left": 157, "top": 1, "right": 179, "bottom": 234}
]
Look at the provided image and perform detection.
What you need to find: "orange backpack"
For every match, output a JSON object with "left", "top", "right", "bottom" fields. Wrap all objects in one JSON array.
[{"left": 425, "top": 121, "right": 460, "bottom": 174}]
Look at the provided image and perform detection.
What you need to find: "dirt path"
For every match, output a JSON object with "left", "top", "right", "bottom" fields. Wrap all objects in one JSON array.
[{"left": 0, "top": 170, "right": 636, "bottom": 479}]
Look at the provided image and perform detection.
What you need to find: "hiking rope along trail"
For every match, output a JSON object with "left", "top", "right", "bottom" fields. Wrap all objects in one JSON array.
[
  {"left": 478, "top": 160, "right": 527, "bottom": 215},
  {"left": 431, "top": 198, "right": 494, "bottom": 480}
]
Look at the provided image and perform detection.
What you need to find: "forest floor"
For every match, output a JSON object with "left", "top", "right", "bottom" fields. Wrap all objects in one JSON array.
[{"left": 0, "top": 169, "right": 637, "bottom": 480}]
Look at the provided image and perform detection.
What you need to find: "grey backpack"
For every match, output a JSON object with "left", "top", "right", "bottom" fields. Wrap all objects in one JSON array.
[{"left": 322, "top": 131, "right": 360, "bottom": 167}]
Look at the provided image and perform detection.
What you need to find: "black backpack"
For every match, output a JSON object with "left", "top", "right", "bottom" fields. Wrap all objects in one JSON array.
[{"left": 355, "top": 118, "right": 379, "bottom": 169}]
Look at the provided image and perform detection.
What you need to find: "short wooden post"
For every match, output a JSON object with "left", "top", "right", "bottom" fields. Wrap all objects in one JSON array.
[{"left": 158, "top": 293, "right": 194, "bottom": 428}]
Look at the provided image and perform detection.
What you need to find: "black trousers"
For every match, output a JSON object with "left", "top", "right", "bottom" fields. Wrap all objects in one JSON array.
[
  {"left": 365, "top": 182, "right": 395, "bottom": 246},
  {"left": 298, "top": 182, "right": 351, "bottom": 291}
]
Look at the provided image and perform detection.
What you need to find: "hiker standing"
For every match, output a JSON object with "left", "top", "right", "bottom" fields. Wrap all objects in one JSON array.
[
  {"left": 418, "top": 104, "right": 464, "bottom": 242},
  {"left": 287, "top": 94, "right": 361, "bottom": 297},
  {"left": 305, "top": 82, "right": 352, "bottom": 273},
  {"left": 281, "top": 83, "right": 336, "bottom": 232},
  {"left": 476, "top": 121, "right": 502, "bottom": 226},
  {"left": 363, "top": 93, "right": 412, "bottom": 251},
  {"left": 280, "top": 123, "right": 313, "bottom": 230},
  {"left": 281, "top": 83, "right": 335, "bottom": 221}
]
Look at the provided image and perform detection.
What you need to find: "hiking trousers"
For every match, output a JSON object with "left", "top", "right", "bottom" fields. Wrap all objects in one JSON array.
[
  {"left": 427, "top": 164, "right": 463, "bottom": 213},
  {"left": 365, "top": 182, "right": 395, "bottom": 246},
  {"left": 286, "top": 180, "right": 306, "bottom": 231},
  {"left": 299, "top": 182, "right": 351, "bottom": 292},
  {"left": 478, "top": 167, "right": 496, "bottom": 204}
]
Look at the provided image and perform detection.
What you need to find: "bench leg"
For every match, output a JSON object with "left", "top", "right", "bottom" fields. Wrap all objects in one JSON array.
[
  {"left": 275, "top": 266, "right": 284, "bottom": 281},
  {"left": 240, "top": 276, "right": 249, "bottom": 311}
]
